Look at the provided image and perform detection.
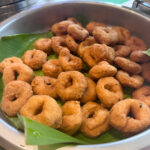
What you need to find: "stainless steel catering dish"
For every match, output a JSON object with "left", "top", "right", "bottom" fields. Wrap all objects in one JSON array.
[{"left": 0, "top": 1, "right": 150, "bottom": 150}]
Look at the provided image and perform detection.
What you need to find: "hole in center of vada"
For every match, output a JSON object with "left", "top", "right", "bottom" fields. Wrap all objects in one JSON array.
[
  {"left": 34, "top": 103, "right": 44, "bottom": 115},
  {"left": 127, "top": 108, "right": 135, "bottom": 119},
  {"left": 88, "top": 112, "right": 95, "bottom": 118},
  {"left": 13, "top": 70, "right": 19, "bottom": 80},
  {"left": 10, "top": 95, "right": 18, "bottom": 101},
  {"left": 104, "top": 84, "right": 113, "bottom": 92},
  {"left": 65, "top": 77, "right": 73, "bottom": 88}
]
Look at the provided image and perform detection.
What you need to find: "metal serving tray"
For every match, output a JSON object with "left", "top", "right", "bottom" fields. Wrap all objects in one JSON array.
[{"left": 0, "top": 1, "right": 150, "bottom": 150}]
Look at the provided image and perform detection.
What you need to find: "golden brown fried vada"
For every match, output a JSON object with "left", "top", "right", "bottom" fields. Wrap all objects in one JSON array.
[
  {"left": 67, "top": 17, "right": 82, "bottom": 26},
  {"left": 86, "top": 21, "right": 106, "bottom": 34},
  {"left": 96, "top": 77, "right": 123, "bottom": 108},
  {"left": 142, "top": 62, "right": 150, "bottom": 83},
  {"left": 116, "top": 70, "right": 144, "bottom": 88},
  {"left": 115, "top": 45, "right": 131, "bottom": 57},
  {"left": 83, "top": 44, "right": 115, "bottom": 67},
  {"left": 78, "top": 36, "right": 96, "bottom": 57},
  {"left": 89, "top": 61, "right": 117, "bottom": 80},
  {"left": 112, "top": 26, "right": 130, "bottom": 43},
  {"left": 51, "top": 36, "right": 66, "bottom": 54},
  {"left": 132, "top": 86, "right": 150, "bottom": 107},
  {"left": 93, "top": 26, "right": 119, "bottom": 45},
  {"left": 60, "top": 101, "right": 82, "bottom": 135},
  {"left": 3, "top": 63, "right": 34, "bottom": 85},
  {"left": 125, "top": 36, "right": 147, "bottom": 51},
  {"left": 59, "top": 48, "right": 83, "bottom": 71},
  {"left": 81, "top": 102, "right": 109, "bottom": 138},
  {"left": 130, "top": 50, "right": 150, "bottom": 63},
  {"left": 80, "top": 78, "right": 97, "bottom": 104},
  {"left": 56, "top": 71, "right": 87, "bottom": 101},
  {"left": 65, "top": 34, "right": 78, "bottom": 54},
  {"left": 31, "top": 76, "right": 57, "bottom": 98},
  {"left": 34, "top": 38, "right": 52, "bottom": 54},
  {"left": 42, "top": 59, "right": 63, "bottom": 78},
  {"left": 1, "top": 80, "right": 33, "bottom": 117},
  {"left": 51, "top": 20, "right": 73, "bottom": 35},
  {"left": 67, "top": 24, "right": 89, "bottom": 41},
  {"left": 22, "top": 49, "right": 47, "bottom": 70},
  {"left": 109, "top": 99, "right": 150, "bottom": 135},
  {"left": 115, "top": 57, "right": 142, "bottom": 74},
  {"left": 20, "top": 95, "right": 62, "bottom": 128},
  {"left": 0, "top": 57, "right": 23, "bottom": 73}
]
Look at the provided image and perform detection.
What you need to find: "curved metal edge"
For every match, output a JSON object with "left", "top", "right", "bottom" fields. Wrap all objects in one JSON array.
[{"left": 0, "top": 1, "right": 150, "bottom": 149}]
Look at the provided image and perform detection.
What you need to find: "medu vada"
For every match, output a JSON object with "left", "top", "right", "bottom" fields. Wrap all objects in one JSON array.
[
  {"left": 51, "top": 36, "right": 66, "bottom": 54},
  {"left": 0, "top": 57, "right": 23, "bottom": 73},
  {"left": 67, "top": 24, "right": 89, "bottom": 41},
  {"left": 2, "top": 63, "right": 34, "bottom": 85},
  {"left": 60, "top": 101, "right": 82, "bottom": 135},
  {"left": 130, "top": 50, "right": 150, "bottom": 63},
  {"left": 59, "top": 48, "right": 83, "bottom": 71},
  {"left": 80, "top": 102, "right": 110, "bottom": 138},
  {"left": 96, "top": 77, "right": 124, "bottom": 108},
  {"left": 31, "top": 76, "right": 57, "bottom": 98},
  {"left": 42, "top": 59, "right": 63, "bottom": 78},
  {"left": 1, "top": 80, "right": 33, "bottom": 117},
  {"left": 22, "top": 49, "right": 47, "bottom": 70},
  {"left": 141, "top": 62, "right": 150, "bottom": 83},
  {"left": 89, "top": 61, "right": 117, "bottom": 80},
  {"left": 109, "top": 99, "right": 150, "bottom": 135},
  {"left": 20, "top": 95, "right": 62, "bottom": 128},
  {"left": 56, "top": 71, "right": 87, "bottom": 101},
  {"left": 34, "top": 38, "right": 52, "bottom": 54},
  {"left": 115, "top": 45, "right": 131, "bottom": 57},
  {"left": 93, "top": 26, "right": 119, "bottom": 45},
  {"left": 116, "top": 70, "right": 144, "bottom": 88},
  {"left": 125, "top": 36, "right": 147, "bottom": 51},
  {"left": 115, "top": 57, "right": 142, "bottom": 74},
  {"left": 132, "top": 86, "right": 150, "bottom": 107},
  {"left": 80, "top": 77, "right": 97, "bottom": 104}
]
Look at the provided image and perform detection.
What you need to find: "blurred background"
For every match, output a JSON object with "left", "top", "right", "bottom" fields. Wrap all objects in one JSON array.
[{"left": 0, "top": 0, "right": 149, "bottom": 22}]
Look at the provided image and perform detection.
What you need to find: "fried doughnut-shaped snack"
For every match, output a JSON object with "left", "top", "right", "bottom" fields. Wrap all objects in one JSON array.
[
  {"left": 67, "top": 17, "right": 82, "bottom": 26},
  {"left": 125, "top": 36, "right": 147, "bottom": 51},
  {"left": 51, "top": 36, "right": 66, "bottom": 54},
  {"left": 51, "top": 20, "right": 73, "bottom": 35},
  {"left": 81, "top": 102, "right": 110, "bottom": 138},
  {"left": 116, "top": 70, "right": 144, "bottom": 88},
  {"left": 86, "top": 21, "right": 106, "bottom": 34},
  {"left": 59, "top": 48, "right": 83, "bottom": 71},
  {"left": 112, "top": 26, "right": 130, "bottom": 43},
  {"left": 96, "top": 77, "right": 123, "bottom": 108},
  {"left": 1, "top": 80, "right": 33, "bottom": 117},
  {"left": 22, "top": 49, "right": 47, "bottom": 70},
  {"left": 115, "top": 57, "right": 142, "bottom": 74},
  {"left": 65, "top": 34, "right": 78, "bottom": 54},
  {"left": 109, "top": 99, "right": 150, "bottom": 135},
  {"left": 83, "top": 44, "right": 115, "bottom": 67},
  {"left": 115, "top": 45, "right": 131, "bottom": 57},
  {"left": 34, "top": 38, "right": 52, "bottom": 54},
  {"left": 93, "top": 26, "right": 119, "bottom": 45},
  {"left": 20, "top": 95, "right": 62, "bottom": 128},
  {"left": 142, "top": 62, "right": 150, "bottom": 83},
  {"left": 78, "top": 36, "right": 96, "bottom": 57},
  {"left": 3, "top": 63, "right": 34, "bottom": 85},
  {"left": 56, "top": 71, "right": 87, "bottom": 101},
  {"left": 0, "top": 57, "right": 23, "bottom": 73},
  {"left": 67, "top": 24, "right": 89, "bottom": 41},
  {"left": 89, "top": 61, "right": 117, "bottom": 80},
  {"left": 80, "top": 78, "right": 97, "bottom": 104},
  {"left": 130, "top": 50, "right": 150, "bottom": 63},
  {"left": 132, "top": 86, "right": 150, "bottom": 107},
  {"left": 31, "top": 76, "right": 57, "bottom": 98},
  {"left": 60, "top": 101, "right": 82, "bottom": 135},
  {"left": 42, "top": 59, "right": 63, "bottom": 78}
]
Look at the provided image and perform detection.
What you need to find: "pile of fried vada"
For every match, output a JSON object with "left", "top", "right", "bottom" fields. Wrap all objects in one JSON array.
[{"left": 1, "top": 17, "right": 150, "bottom": 138}]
